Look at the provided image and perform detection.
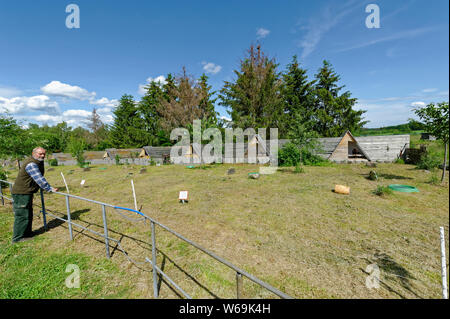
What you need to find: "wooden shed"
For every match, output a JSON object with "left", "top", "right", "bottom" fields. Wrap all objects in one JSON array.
[
  {"left": 83, "top": 151, "right": 106, "bottom": 161},
  {"left": 280, "top": 131, "right": 410, "bottom": 163},
  {"left": 327, "top": 131, "right": 371, "bottom": 162},
  {"left": 245, "top": 134, "right": 278, "bottom": 163},
  {"left": 356, "top": 134, "right": 409, "bottom": 162},
  {"left": 183, "top": 143, "right": 202, "bottom": 163},
  {"left": 420, "top": 133, "right": 436, "bottom": 141},
  {"left": 49, "top": 153, "right": 74, "bottom": 162},
  {"left": 104, "top": 148, "right": 142, "bottom": 160},
  {"left": 140, "top": 146, "right": 172, "bottom": 163}
]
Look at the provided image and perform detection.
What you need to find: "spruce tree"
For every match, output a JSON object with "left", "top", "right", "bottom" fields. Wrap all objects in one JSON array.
[
  {"left": 109, "top": 94, "right": 146, "bottom": 148},
  {"left": 138, "top": 81, "right": 165, "bottom": 146},
  {"left": 282, "top": 55, "right": 315, "bottom": 134},
  {"left": 219, "top": 44, "right": 283, "bottom": 133},
  {"left": 198, "top": 73, "right": 218, "bottom": 128},
  {"left": 311, "top": 60, "right": 367, "bottom": 137}
]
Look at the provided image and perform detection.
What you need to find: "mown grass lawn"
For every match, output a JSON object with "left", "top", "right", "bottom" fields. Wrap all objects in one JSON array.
[{"left": 0, "top": 159, "right": 448, "bottom": 299}]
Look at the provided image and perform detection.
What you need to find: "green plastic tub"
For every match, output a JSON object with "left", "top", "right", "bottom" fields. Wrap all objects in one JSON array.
[{"left": 388, "top": 184, "right": 419, "bottom": 193}]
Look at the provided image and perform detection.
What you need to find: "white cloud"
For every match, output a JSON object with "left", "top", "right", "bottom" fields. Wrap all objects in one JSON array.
[
  {"left": 97, "top": 107, "right": 111, "bottom": 113},
  {"left": 0, "top": 86, "right": 22, "bottom": 98},
  {"left": 298, "top": 1, "right": 358, "bottom": 59},
  {"left": 421, "top": 88, "right": 438, "bottom": 93},
  {"left": 256, "top": 28, "right": 270, "bottom": 39},
  {"left": 90, "top": 97, "right": 119, "bottom": 107},
  {"left": 355, "top": 89, "right": 449, "bottom": 127},
  {"left": 138, "top": 75, "right": 167, "bottom": 95},
  {"left": 25, "top": 108, "right": 114, "bottom": 127},
  {"left": 61, "top": 109, "right": 93, "bottom": 127},
  {"left": 62, "top": 109, "right": 92, "bottom": 118},
  {"left": 336, "top": 26, "right": 438, "bottom": 53},
  {"left": 40, "top": 81, "right": 118, "bottom": 110},
  {"left": 356, "top": 101, "right": 416, "bottom": 127},
  {"left": 41, "top": 81, "right": 96, "bottom": 100},
  {"left": 0, "top": 95, "right": 59, "bottom": 114},
  {"left": 411, "top": 101, "right": 426, "bottom": 108},
  {"left": 101, "top": 114, "right": 114, "bottom": 124},
  {"left": 34, "top": 114, "right": 63, "bottom": 124},
  {"left": 96, "top": 107, "right": 115, "bottom": 124},
  {"left": 202, "top": 62, "right": 222, "bottom": 75}
]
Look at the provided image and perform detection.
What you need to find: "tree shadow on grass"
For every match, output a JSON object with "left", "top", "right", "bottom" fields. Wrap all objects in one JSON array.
[
  {"left": 361, "top": 251, "right": 424, "bottom": 299},
  {"left": 360, "top": 173, "right": 413, "bottom": 180},
  {"left": 377, "top": 174, "right": 413, "bottom": 180}
]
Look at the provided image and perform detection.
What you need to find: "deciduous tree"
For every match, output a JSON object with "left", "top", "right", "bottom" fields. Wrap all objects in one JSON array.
[{"left": 414, "top": 102, "right": 449, "bottom": 182}]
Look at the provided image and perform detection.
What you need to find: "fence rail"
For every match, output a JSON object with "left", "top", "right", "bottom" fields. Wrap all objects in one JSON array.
[{"left": 0, "top": 179, "right": 292, "bottom": 299}]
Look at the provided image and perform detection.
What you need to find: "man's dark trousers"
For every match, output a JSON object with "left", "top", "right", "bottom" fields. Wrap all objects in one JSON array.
[{"left": 12, "top": 194, "right": 34, "bottom": 242}]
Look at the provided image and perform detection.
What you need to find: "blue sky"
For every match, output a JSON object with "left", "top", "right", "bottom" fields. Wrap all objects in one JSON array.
[{"left": 0, "top": 0, "right": 448, "bottom": 129}]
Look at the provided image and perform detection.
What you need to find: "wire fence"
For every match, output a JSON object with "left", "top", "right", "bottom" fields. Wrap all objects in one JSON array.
[
  {"left": 0, "top": 179, "right": 292, "bottom": 299},
  {"left": 1, "top": 177, "right": 447, "bottom": 299}
]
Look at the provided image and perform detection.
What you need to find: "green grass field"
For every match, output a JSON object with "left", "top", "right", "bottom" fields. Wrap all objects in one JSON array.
[{"left": 1, "top": 152, "right": 449, "bottom": 299}]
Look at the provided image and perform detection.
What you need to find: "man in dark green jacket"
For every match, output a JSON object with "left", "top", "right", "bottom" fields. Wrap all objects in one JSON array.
[{"left": 11, "top": 147, "right": 58, "bottom": 243}]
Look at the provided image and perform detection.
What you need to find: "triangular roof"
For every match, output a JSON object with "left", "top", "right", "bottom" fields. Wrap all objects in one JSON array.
[
  {"left": 142, "top": 146, "right": 172, "bottom": 157},
  {"left": 329, "top": 130, "right": 371, "bottom": 161},
  {"left": 245, "top": 134, "right": 269, "bottom": 156},
  {"left": 83, "top": 151, "right": 106, "bottom": 160},
  {"left": 104, "top": 148, "right": 142, "bottom": 159}
]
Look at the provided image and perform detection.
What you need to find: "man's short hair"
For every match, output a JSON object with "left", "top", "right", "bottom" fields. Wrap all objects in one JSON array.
[{"left": 32, "top": 147, "right": 46, "bottom": 154}]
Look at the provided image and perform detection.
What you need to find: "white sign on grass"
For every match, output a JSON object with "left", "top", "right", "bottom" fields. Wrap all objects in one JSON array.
[{"left": 179, "top": 191, "right": 188, "bottom": 201}]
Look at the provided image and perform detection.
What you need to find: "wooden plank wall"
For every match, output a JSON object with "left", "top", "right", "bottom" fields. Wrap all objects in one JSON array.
[
  {"left": 329, "top": 134, "right": 353, "bottom": 161},
  {"left": 357, "top": 135, "right": 410, "bottom": 162}
]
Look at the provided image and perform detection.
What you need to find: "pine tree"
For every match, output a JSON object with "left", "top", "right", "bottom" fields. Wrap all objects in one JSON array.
[
  {"left": 138, "top": 81, "right": 165, "bottom": 146},
  {"left": 219, "top": 44, "right": 283, "bottom": 132},
  {"left": 282, "top": 55, "right": 315, "bottom": 135},
  {"left": 311, "top": 60, "right": 367, "bottom": 137},
  {"left": 198, "top": 73, "right": 218, "bottom": 128},
  {"left": 109, "top": 94, "right": 146, "bottom": 148}
]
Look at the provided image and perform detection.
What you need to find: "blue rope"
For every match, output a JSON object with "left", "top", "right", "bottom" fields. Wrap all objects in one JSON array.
[{"left": 113, "top": 206, "right": 147, "bottom": 218}]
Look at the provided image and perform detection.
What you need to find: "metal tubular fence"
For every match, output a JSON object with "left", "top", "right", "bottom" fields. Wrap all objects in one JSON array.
[{"left": 0, "top": 179, "right": 292, "bottom": 299}]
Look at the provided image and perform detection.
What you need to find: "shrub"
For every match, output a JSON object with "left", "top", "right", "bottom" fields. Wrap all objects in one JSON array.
[
  {"left": 301, "top": 149, "right": 330, "bottom": 166},
  {"left": 0, "top": 167, "right": 8, "bottom": 187},
  {"left": 417, "top": 152, "right": 441, "bottom": 170},
  {"left": 115, "top": 155, "right": 121, "bottom": 165},
  {"left": 368, "top": 170, "right": 378, "bottom": 181},
  {"left": 293, "top": 164, "right": 305, "bottom": 174},
  {"left": 279, "top": 143, "right": 300, "bottom": 167},
  {"left": 67, "top": 137, "right": 86, "bottom": 168},
  {"left": 49, "top": 158, "right": 58, "bottom": 166},
  {"left": 428, "top": 173, "right": 440, "bottom": 185},
  {"left": 373, "top": 185, "right": 393, "bottom": 197}
]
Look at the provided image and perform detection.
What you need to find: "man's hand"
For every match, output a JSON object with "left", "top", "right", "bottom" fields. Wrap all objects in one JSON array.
[{"left": 51, "top": 187, "right": 58, "bottom": 192}]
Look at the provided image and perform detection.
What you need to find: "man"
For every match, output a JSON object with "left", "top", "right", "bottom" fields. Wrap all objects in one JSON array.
[{"left": 11, "top": 147, "right": 58, "bottom": 243}]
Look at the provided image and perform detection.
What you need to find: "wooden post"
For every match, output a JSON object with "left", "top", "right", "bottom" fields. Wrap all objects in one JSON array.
[{"left": 440, "top": 227, "right": 448, "bottom": 299}]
